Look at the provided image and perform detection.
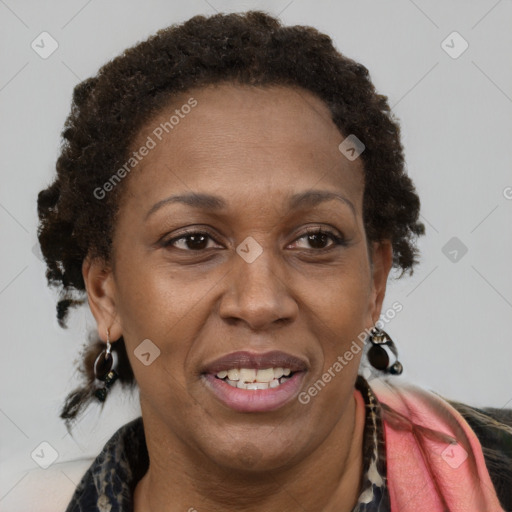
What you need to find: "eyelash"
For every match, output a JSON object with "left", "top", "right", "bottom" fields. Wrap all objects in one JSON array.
[{"left": 162, "top": 227, "right": 347, "bottom": 252}]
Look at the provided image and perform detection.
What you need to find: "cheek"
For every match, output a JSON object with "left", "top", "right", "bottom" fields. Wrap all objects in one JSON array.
[
  {"left": 311, "top": 255, "right": 371, "bottom": 324},
  {"left": 301, "top": 277, "right": 369, "bottom": 415},
  {"left": 315, "top": 291, "right": 369, "bottom": 373},
  {"left": 309, "top": 256, "right": 372, "bottom": 371},
  {"left": 114, "top": 255, "right": 211, "bottom": 336},
  {"left": 112, "top": 264, "right": 190, "bottom": 382}
]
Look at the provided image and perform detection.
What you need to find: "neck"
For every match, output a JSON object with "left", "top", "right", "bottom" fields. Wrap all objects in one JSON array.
[{"left": 134, "top": 393, "right": 365, "bottom": 512}]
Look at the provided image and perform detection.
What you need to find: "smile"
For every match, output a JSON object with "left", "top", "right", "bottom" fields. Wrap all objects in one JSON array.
[
  {"left": 202, "top": 370, "right": 306, "bottom": 412},
  {"left": 215, "top": 367, "right": 294, "bottom": 390}
]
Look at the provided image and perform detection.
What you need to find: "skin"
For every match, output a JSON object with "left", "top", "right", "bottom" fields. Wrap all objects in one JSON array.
[{"left": 83, "top": 83, "right": 393, "bottom": 512}]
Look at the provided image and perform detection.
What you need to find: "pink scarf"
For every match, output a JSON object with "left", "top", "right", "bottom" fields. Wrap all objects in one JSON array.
[{"left": 358, "top": 379, "right": 505, "bottom": 511}]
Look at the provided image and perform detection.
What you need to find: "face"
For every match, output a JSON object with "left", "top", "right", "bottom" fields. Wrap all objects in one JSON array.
[{"left": 84, "top": 83, "right": 392, "bottom": 473}]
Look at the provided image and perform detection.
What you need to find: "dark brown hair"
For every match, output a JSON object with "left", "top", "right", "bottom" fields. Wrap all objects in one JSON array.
[{"left": 36, "top": 10, "right": 425, "bottom": 430}]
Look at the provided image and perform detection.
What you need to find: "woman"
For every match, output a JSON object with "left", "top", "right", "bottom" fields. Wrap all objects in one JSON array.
[{"left": 36, "top": 11, "right": 512, "bottom": 512}]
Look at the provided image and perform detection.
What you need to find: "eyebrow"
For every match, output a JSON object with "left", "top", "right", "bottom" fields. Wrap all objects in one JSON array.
[{"left": 145, "top": 189, "right": 356, "bottom": 220}]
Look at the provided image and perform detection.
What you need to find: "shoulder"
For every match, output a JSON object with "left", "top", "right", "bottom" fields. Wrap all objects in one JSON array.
[
  {"left": 65, "top": 416, "right": 147, "bottom": 512},
  {"left": 449, "top": 400, "right": 512, "bottom": 510},
  {"left": 370, "top": 378, "right": 512, "bottom": 509}
]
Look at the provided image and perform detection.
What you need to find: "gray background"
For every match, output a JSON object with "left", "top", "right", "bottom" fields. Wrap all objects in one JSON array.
[{"left": 1, "top": 0, "right": 511, "bottom": 510}]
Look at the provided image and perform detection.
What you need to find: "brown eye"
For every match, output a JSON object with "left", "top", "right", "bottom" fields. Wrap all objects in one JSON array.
[
  {"left": 163, "top": 231, "right": 219, "bottom": 251},
  {"left": 306, "top": 232, "right": 331, "bottom": 249},
  {"left": 292, "top": 229, "right": 346, "bottom": 250}
]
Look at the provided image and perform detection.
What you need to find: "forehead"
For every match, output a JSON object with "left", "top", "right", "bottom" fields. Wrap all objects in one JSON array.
[{"left": 123, "top": 84, "right": 365, "bottom": 211}]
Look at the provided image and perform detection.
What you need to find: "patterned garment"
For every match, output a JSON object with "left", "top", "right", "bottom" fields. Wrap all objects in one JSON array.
[
  {"left": 64, "top": 376, "right": 512, "bottom": 512},
  {"left": 352, "top": 376, "right": 390, "bottom": 511}
]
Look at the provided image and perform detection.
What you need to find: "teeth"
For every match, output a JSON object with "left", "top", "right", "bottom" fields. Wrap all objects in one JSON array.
[
  {"left": 239, "top": 368, "right": 256, "bottom": 382},
  {"left": 255, "top": 368, "right": 274, "bottom": 382},
  {"left": 246, "top": 382, "right": 269, "bottom": 390},
  {"left": 216, "top": 367, "right": 293, "bottom": 383},
  {"left": 227, "top": 369, "right": 240, "bottom": 381},
  {"left": 273, "top": 367, "right": 284, "bottom": 379},
  {"left": 225, "top": 377, "right": 289, "bottom": 390}
]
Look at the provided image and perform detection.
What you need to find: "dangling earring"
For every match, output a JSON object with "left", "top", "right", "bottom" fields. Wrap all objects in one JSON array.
[
  {"left": 93, "top": 328, "right": 119, "bottom": 402},
  {"left": 367, "top": 326, "right": 403, "bottom": 375}
]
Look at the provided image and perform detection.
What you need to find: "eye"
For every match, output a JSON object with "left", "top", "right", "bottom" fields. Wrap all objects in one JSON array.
[
  {"left": 162, "top": 227, "right": 347, "bottom": 252},
  {"left": 291, "top": 228, "right": 346, "bottom": 250},
  {"left": 162, "top": 230, "right": 221, "bottom": 251}
]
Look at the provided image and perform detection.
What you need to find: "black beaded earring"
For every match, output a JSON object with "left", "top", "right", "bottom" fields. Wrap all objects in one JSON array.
[
  {"left": 93, "top": 328, "right": 119, "bottom": 402},
  {"left": 367, "top": 326, "right": 403, "bottom": 375}
]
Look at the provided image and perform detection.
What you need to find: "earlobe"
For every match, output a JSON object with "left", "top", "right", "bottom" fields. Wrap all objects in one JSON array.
[{"left": 82, "top": 256, "right": 122, "bottom": 341}]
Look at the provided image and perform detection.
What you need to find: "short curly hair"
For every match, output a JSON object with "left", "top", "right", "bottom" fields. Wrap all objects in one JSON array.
[{"left": 37, "top": 10, "right": 425, "bottom": 430}]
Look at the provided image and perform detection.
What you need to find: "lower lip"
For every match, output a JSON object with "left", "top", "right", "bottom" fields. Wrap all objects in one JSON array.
[{"left": 202, "top": 372, "right": 306, "bottom": 413}]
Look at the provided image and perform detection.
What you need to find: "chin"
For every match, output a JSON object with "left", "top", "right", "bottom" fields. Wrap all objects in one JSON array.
[{"left": 205, "top": 435, "right": 300, "bottom": 474}]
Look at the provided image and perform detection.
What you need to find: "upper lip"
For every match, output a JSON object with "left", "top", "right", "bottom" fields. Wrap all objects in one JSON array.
[{"left": 201, "top": 350, "right": 308, "bottom": 374}]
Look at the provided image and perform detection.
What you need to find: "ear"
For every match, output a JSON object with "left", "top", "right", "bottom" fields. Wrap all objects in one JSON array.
[
  {"left": 82, "top": 256, "right": 123, "bottom": 342},
  {"left": 367, "top": 240, "right": 393, "bottom": 327}
]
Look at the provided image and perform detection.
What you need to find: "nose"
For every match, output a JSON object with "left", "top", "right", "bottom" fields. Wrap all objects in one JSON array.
[{"left": 218, "top": 245, "right": 298, "bottom": 331}]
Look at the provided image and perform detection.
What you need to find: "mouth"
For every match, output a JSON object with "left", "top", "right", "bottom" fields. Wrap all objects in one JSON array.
[
  {"left": 200, "top": 350, "right": 308, "bottom": 413},
  {"left": 214, "top": 366, "right": 297, "bottom": 389}
]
